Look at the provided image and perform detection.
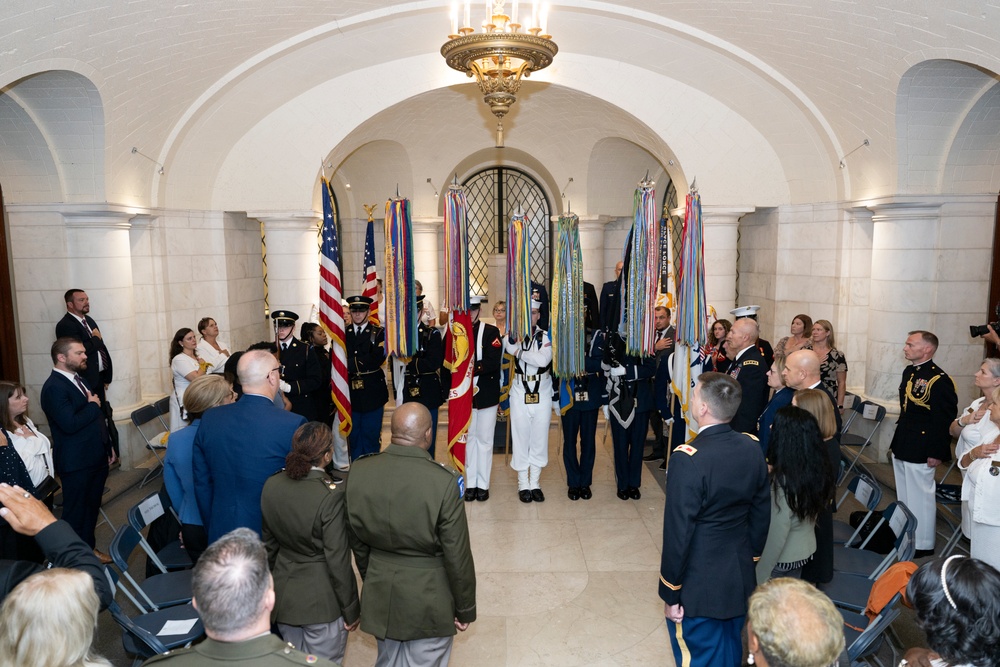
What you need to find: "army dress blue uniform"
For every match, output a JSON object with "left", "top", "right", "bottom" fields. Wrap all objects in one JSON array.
[
  {"left": 660, "top": 423, "right": 771, "bottom": 667},
  {"left": 403, "top": 321, "right": 445, "bottom": 458},
  {"left": 346, "top": 320, "right": 388, "bottom": 460},
  {"left": 726, "top": 344, "right": 769, "bottom": 435},
  {"left": 604, "top": 333, "right": 656, "bottom": 499},
  {"left": 277, "top": 335, "right": 322, "bottom": 422},
  {"left": 559, "top": 329, "right": 606, "bottom": 499}
]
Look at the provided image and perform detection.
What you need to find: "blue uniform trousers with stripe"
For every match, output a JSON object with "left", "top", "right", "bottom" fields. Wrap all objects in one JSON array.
[
  {"left": 350, "top": 407, "right": 384, "bottom": 460},
  {"left": 667, "top": 615, "right": 744, "bottom": 667}
]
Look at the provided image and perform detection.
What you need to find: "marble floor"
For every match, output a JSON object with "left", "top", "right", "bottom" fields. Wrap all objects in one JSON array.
[{"left": 340, "top": 414, "right": 673, "bottom": 666}]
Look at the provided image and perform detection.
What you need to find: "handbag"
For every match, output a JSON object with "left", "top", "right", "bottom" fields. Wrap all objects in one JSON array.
[{"left": 32, "top": 474, "right": 60, "bottom": 501}]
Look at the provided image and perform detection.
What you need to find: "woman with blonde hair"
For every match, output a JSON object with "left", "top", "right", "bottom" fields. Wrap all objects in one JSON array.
[
  {"left": 261, "top": 422, "right": 360, "bottom": 663},
  {"left": 810, "top": 319, "right": 848, "bottom": 413},
  {"left": 757, "top": 356, "right": 794, "bottom": 456},
  {"left": 0, "top": 568, "right": 112, "bottom": 667},
  {"left": 746, "top": 577, "right": 845, "bottom": 667},
  {"left": 164, "top": 373, "right": 235, "bottom": 563},
  {"left": 793, "top": 388, "right": 841, "bottom": 585}
]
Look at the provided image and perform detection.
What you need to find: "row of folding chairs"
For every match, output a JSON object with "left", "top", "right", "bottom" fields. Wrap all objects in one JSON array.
[
  {"left": 103, "top": 488, "right": 200, "bottom": 665},
  {"left": 130, "top": 396, "right": 171, "bottom": 488}
]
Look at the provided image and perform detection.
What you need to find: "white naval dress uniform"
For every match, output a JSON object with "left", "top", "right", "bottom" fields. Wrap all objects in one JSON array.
[{"left": 505, "top": 327, "right": 553, "bottom": 489}]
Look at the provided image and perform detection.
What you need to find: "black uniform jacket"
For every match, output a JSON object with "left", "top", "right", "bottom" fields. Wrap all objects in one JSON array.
[
  {"left": 727, "top": 345, "right": 769, "bottom": 434},
  {"left": 659, "top": 423, "right": 770, "bottom": 619},
  {"left": 403, "top": 323, "right": 445, "bottom": 409},
  {"left": 471, "top": 320, "right": 503, "bottom": 409},
  {"left": 889, "top": 360, "right": 957, "bottom": 463},
  {"left": 278, "top": 337, "right": 322, "bottom": 421},
  {"left": 345, "top": 322, "right": 388, "bottom": 409}
]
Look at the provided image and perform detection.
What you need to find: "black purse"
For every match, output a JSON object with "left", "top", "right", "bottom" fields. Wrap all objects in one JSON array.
[{"left": 33, "top": 475, "right": 60, "bottom": 501}]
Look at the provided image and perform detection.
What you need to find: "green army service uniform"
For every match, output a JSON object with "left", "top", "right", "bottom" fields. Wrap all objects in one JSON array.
[
  {"left": 260, "top": 470, "right": 361, "bottom": 629},
  {"left": 345, "top": 444, "right": 476, "bottom": 641},
  {"left": 143, "top": 634, "right": 338, "bottom": 666}
]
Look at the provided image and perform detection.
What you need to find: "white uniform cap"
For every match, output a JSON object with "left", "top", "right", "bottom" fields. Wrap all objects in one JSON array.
[
  {"left": 730, "top": 305, "right": 761, "bottom": 318},
  {"left": 469, "top": 295, "right": 487, "bottom": 306},
  {"left": 531, "top": 299, "right": 542, "bottom": 310}
]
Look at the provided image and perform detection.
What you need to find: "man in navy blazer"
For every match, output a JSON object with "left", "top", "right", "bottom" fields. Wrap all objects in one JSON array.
[
  {"left": 54, "top": 290, "right": 113, "bottom": 403},
  {"left": 39, "top": 338, "right": 114, "bottom": 556},
  {"left": 193, "top": 349, "right": 306, "bottom": 543}
]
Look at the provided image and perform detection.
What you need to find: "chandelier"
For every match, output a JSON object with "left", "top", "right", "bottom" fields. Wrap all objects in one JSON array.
[{"left": 441, "top": 1, "right": 558, "bottom": 147}]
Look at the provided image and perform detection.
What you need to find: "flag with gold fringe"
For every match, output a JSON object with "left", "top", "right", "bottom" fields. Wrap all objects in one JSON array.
[
  {"left": 443, "top": 184, "right": 472, "bottom": 470},
  {"left": 671, "top": 187, "right": 708, "bottom": 440},
  {"left": 383, "top": 198, "right": 417, "bottom": 358},
  {"left": 318, "top": 177, "right": 352, "bottom": 437},
  {"left": 506, "top": 213, "right": 532, "bottom": 341}
]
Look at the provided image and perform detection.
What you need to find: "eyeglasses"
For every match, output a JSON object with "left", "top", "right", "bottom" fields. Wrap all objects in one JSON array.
[{"left": 270, "top": 366, "right": 284, "bottom": 376}]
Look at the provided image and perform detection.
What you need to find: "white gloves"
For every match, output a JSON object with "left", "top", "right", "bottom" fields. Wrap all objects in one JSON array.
[{"left": 609, "top": 365, "right": 627, "bottom": 377}]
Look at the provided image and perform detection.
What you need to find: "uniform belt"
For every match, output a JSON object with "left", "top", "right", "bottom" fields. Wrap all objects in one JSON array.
[
  {"left": 352, "top": 370, "right": 382, "bottom": 377},
  {"left": 370, "top": 548, "right": 444, "bottom": 569},
  {"left": 277, "top": 552, "right": 325, "bottom": 565},
  {"left": 417, "top": 372, "right": 437, "bottom": 377},
  {"left": 516, "top": 373, "right": 549, "bottom": 382}
]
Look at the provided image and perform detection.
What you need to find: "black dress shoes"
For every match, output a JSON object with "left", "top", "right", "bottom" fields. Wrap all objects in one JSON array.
[
  {"left": 518, "top": 490, "right": 533, "bottom": 503},
  {"left": 567, "top": 487, "right": 581, "bottom": 501},
  {"left": 616, "top": 489, "right": 629, "bottom": 500},
  {"left": 658, "top": 460, "right": 667, "bottom": 471},
  {"left": 579, "top": 486, "right": 592, "bottom": 500},
  {"left": 642, "top": 453, "right": 663, "bottom": 462},
  {"left": 464, "top": 488, "right": 478, "bottom": 502},
  {"left": 913, "top": 549, "right": 935, "bottom": 559},
  {"left": 628, "top": 487, "right": 641, "bottom": 500},
  {"left": 530, "top": 488, "right": 545, "bottom": 502},
  {"left": 476, "top": 488, "right": 489, "bottom": 502}
]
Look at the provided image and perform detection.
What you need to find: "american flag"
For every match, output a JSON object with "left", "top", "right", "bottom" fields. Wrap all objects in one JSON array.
[
  {"left": 319, "top": 178, "right": 352, "bottom": 437},
  {"left": 362, "top": 217, "right": 380, "bottom": 326}
]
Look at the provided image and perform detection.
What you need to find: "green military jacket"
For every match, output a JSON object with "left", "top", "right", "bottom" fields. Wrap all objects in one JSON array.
[
  {"left": 261, "top": 469, "right": 360, "bottom": 626},
  {"left": 345, "top": 444, "right": 476, "bottom": 641},
  {"left": 143, "top": 634, "right": 338, "bottom": 666}
]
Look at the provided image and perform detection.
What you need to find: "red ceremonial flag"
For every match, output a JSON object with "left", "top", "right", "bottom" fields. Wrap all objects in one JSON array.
[
  {"left": 319, "top": 178, "right": 352, "bottom": 437},
  {"left": 444, "top": 310, "right": 473, "bottom": 472},
  {"left": 362, "top": 218, "right": 380, "bottom": 327}
]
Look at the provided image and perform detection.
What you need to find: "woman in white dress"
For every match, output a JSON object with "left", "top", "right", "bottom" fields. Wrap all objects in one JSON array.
[
  {"left": 951, "top": 358, "right": 1000, "bottom": 535},
  {"left": 168, "top": 328, "right": 207, "bottom": 432},
  {"left": 957, "top": 386, "right": 1000, "bottom": 571},
  {"left": 0, "top": 381, "right": 54, "bottom": 491},
  {"left": 195, "top": 316, "right": 230, "bottom": 374}
]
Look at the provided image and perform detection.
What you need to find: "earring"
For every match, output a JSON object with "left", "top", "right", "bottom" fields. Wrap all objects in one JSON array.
[{"left": 747, "top": 652, "right": 755, "bottom": 665}]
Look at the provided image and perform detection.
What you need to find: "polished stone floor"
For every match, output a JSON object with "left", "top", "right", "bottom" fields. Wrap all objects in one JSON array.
[{"left": 340, "top": 416, "right": 673, "bottom": 667}]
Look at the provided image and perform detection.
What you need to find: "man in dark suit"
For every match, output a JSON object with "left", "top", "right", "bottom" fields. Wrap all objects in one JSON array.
[
  {"left": 272, "top": 310, "right": 322, "bottom": 422},
  {"left": 660, "top": 372, "right": 770, "bottom": 667},
  {"left": 39, "top": 338, "right": 114, "bottom": 560},
  {"left": 344, "top": 295, "right": 388, "bottom": 461},
  {"left": 346, "top": 403, "right": 476, "bottom": 667},
  {"left": 782, "top": 349, "right": 843, "bottom": 434},
  {"left": 599, "top": 261, "right": 624, "bottom": 331},
  {"left": 644, "top": 304, "right": 676, "bottom": 462},
  {"left": 193, "top": 349, "right": 306, "bottom": 543},
  {"left": 723, "top": 318, "right": 769, "bottom": 434},
  {"left": 55, "top": 289, "right": 117, "bottom": 456}
]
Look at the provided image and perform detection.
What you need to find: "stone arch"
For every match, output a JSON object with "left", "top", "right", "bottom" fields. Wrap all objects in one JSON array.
[
  {"left": 587, "top": 138, "right": 671, "bottom": 218},
  {"left": 896, "top": 59, "right": 1000, "bottom": 195},
  {"left": 0, "top": 70, "right": 104, "bottom": 203},
  {"left": 324, "top": 140, "right": 414, "bottom": 221}
]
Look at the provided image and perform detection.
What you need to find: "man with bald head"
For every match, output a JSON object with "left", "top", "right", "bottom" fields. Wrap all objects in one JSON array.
[
  {"left": 346, "top": 403, "right": 476, "bottom": 667},
  {"left": 193, "top": 349, "right": 307, "bottom": 542},
  {"left": 782, "top": 349, "right": 843, "bottom": 434},
  {"left": 724, "top": 318, "right": 769, "bottom": 434}
]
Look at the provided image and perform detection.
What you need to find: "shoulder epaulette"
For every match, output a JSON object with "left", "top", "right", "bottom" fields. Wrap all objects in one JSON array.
[
  {"left": 673, "top": 444, "right": 697, "bottom": 456},
  {"left": 355, "top": 451, "right": 381, "bottom": 461},
  {"left": 743, "top": 359, "right": 759, "bottom": 366},
  {"left": 742, "top": 433, "right": 760, "bottom": 441}
]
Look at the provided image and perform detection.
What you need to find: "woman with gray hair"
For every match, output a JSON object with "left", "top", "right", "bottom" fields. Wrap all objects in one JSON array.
[
  {"left": 745, "top": 577, "right": 844, "bottom": 667},
  {"left": 0, "top": 568, "right": 112, "bottom": 667},
  {"left": 951, "top": 358, "right": 1000, "bottom": 535}
]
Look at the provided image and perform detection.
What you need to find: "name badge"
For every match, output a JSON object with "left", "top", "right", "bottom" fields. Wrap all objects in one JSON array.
[
  {"left": 574, "top": 391, "right": 589, "bottom": 402},
  {"left": 408, "top": 387, "right": 421, "bottom": 397},
  {"left": 351, "top": 379, "right": 364, "bottom": 390},
  {"left": 524, "top": 392, "right": 540, "bottom": 404}
]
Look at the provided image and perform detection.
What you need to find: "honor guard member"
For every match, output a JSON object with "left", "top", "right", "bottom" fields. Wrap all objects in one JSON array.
[
  {"left": 889, "top": 330, "right": 957, "bottom": 557},
  {"left": 271, "top": 310, "right": 323, "bottom": 422},
  {"left": 345, "top": 296, "right": 388, "bottom": 460},
  {"left": 604, "top": 330, "right": 656, "bottom": 500},
  {"left": 299, "top": 322, "right": 334, "bottom": 425},
  {"left": 504, "top": 298, "right": 553, "bottom": 502},
  {"left": 560, "top": 298, "right": 606, "bottom": 501},
  {"left": 730, "top": 305, "right": 774, "bottom": 368},
  {"left": 346, "top": 403, "right": 476, "bottom": 667},
  {"left": 530, "top": 281, "right": 550, "bottom": 332},
  {"left": 144, "top": 528, "right": 340, "bottom": 667},
  {"left": 402, "top": 294, "right": 445, "bottom": 459},
  {"left": 723, "top": 317, "right": 769, "bottom": 435},
  {"left": 660, "top": 372, "right": 771, "bottom": 667},
  {"left": 464, "top": 295, "right": 503, "bottom": 502}
]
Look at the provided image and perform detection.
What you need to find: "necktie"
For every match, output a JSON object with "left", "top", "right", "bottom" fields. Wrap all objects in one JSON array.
[
  {"left": 74, "top": 374, "right": 89, "bottom": 396},
  {"left": 282, "top": 343, "right": 288, "bottom": 351},
  {"left": 82, "top": 318, "right": 111, "bottom": 371}
]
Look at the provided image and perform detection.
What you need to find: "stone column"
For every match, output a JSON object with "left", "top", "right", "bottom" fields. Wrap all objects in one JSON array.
[
  {"left": 704, "top": 205, "right": 754, "bottom": 313},
  {"left": 412, "top": 216, "right": 443, "bottom": 313},
  {"left": 254, "top": 212, "right": 321, "bottom": 327},
  {"left": 577, "top": 215, "right": 611, "bottom": 289},
  {"left": 63, "top": 208, "right": 145, "bottom": 468}
]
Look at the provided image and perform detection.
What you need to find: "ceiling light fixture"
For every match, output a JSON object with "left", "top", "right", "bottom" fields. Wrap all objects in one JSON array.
[{"left": 441, "top": 0, "right": 557, "bottom": 148}]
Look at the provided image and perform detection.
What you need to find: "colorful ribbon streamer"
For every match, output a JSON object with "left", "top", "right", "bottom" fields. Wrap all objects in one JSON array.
[
  {"left": 622, "top": 183, "right": 659, "bottom": 356},
  {"left": 506, "top": 214, "right": 532, "bottom": 341},
  {"left": 551, "top": 213, "right": 584, "bottom": 377},
  {"left": 384, "top": 198, "right": 417, "bottom": 358},
  {"left": 444, "top": 185, "right": 471, "bottom": 312}
]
